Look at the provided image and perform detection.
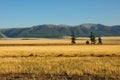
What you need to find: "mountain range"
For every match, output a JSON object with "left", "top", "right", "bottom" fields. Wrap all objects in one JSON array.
[{"left": 0, "top": 23, "right": 120, "bottom": 38}]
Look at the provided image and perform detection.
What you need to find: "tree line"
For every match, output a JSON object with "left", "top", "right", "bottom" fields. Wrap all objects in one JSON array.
[{"left": 71, "top": 32, "right": 102, "bottom": 44}]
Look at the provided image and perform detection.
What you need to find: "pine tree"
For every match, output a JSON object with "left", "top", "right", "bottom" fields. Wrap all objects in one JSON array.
[
  {"left": 71, "top": 31, "right": 76, "bottom": 44},
  {"left": 98, "top": 37, "right": 102, "bottom": 44},
  {"left": 90, "top": 32, "right": 96, "bottom": 44}
]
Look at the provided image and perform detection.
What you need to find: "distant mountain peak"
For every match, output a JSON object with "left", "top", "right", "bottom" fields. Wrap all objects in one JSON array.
[{"left": 0, "top": 23, "right": 120, "bottom": 38}]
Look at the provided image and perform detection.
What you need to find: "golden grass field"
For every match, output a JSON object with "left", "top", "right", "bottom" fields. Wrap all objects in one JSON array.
[
  {"left": 0, "top": 36, "right": 120, "bottom": 45},
  {"left": 0, "top": 37, "right": 120, "bottom": 80}
]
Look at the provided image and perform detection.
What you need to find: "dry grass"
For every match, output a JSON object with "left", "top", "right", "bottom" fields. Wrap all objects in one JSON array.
[
  {"left": 0, "top": 37, "right": 120, "bottom": 79},
  {"left": 0, "top": 57, "right": 120, "bottom": 76},
  {"left": 0, "top": 45, "right": 120, "bottom": 57},
  {"left": 0, "top": 36, "right": 120, "bottom": 45}
]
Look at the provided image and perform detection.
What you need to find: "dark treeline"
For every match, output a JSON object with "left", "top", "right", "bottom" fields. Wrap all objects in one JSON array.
[{"left": 71, "top": 31, "right": 102, "bottom": 44}]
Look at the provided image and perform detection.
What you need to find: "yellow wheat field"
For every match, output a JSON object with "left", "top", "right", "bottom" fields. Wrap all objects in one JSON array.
[
  {"left": 0, "top": 37, "right": 120, "bottom": 79},
  {"left": 0, "top": 36, "right": 120, "bottom": 45},
  {"left": 0, "top": 57, "right": 120, "bottom": 77},
  {"left": 0, "top": 45, "right": 120, "bottom": 57}
]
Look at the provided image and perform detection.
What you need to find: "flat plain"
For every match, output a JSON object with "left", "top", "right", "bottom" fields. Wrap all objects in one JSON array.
[{"left": 0, "top": 37, "right": 120, "bottom": 80}]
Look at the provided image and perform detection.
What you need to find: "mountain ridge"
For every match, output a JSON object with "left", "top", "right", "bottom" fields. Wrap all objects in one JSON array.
[{"left": 0, "top": 23, "right": 120, "bottom": 38}]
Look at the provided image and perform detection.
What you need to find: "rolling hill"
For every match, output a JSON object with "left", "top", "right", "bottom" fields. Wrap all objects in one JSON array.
[{"left": 0, "top": 23, "right": 120, "bottom": 38}]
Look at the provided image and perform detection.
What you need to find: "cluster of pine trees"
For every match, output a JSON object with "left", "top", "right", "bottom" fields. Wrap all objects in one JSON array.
[{"left": 71, "top": 32, "right": 102, "bottom": 44}]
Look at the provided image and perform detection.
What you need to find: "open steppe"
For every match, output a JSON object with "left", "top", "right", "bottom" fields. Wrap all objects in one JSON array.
[{"left": 0, "top": 37, "right": 120, "bottom": 80}]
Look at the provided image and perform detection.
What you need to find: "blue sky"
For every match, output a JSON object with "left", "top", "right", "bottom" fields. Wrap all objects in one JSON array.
[{"left": 0, "top": 0, "right": 120, "bottom": 28}]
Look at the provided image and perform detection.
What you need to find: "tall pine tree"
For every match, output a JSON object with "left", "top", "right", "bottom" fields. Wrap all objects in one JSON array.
[
  {"left": 98, "top": 36, "right": 102, "bottom": 44},
  {"left": 90, "top": 32, "right": 96, "bottom": 44},
  {"left": 71, "top": 31, "right": 76, "bottom": 44}
]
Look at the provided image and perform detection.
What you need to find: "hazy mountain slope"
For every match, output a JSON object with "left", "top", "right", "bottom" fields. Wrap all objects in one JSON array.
[{"left": 0, "top": 24, "right": 120, "bottom": 38}]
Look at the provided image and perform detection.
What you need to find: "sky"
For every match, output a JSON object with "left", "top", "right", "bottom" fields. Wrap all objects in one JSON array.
[{"left": 0, "top": 0, "right": 120, "bottom": 28}]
